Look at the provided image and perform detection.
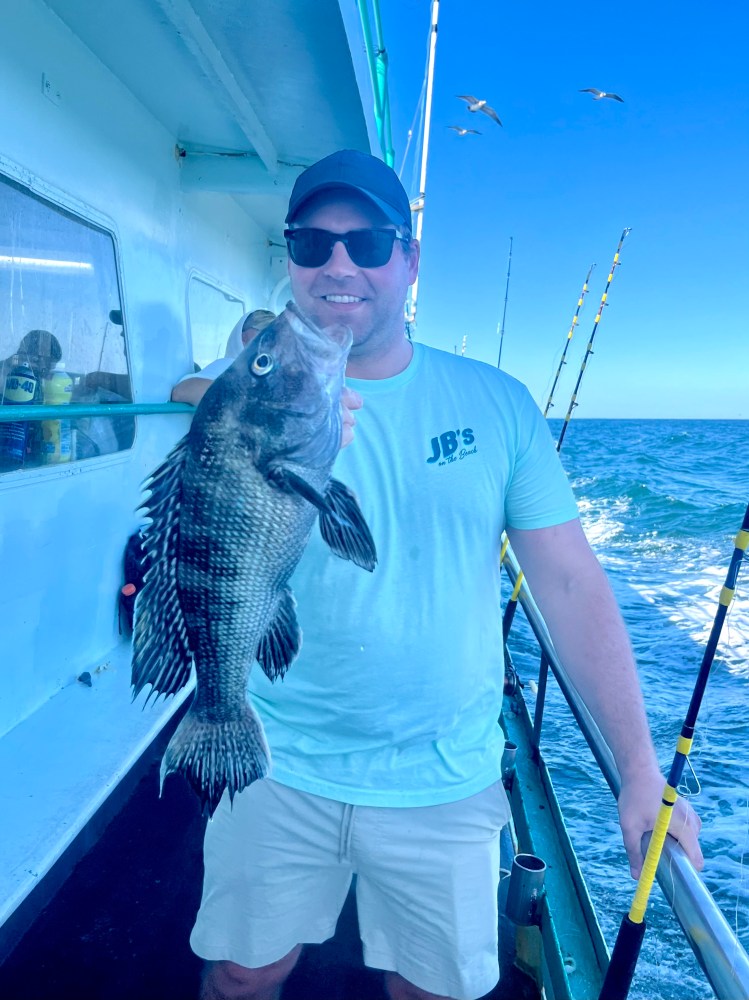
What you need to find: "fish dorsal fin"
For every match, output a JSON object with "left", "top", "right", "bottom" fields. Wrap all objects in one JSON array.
[
  {"left": 132, "top": 435, "right": 194, "bottom": 703},
  {"left": 319, "top": 478, "right": 377, "bottom": 572},
  {"left": 256, "top": 586, "right": 301, "bottom": 682}
]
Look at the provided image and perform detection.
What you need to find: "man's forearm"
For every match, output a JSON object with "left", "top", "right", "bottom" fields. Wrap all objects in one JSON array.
[
  {"left": 507, "top": 520, "right": 660, "bottom": 784},
  {"left": 536, "top": 571, "right": 660, "bottom": 783}
]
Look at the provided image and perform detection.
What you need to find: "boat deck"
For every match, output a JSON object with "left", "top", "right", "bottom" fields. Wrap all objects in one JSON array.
[{"left": 0, "top": 743, "right": 539, "bottom": 1000}]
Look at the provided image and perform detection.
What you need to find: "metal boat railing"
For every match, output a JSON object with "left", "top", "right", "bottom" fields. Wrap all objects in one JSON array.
[
  {"left": 502, "top": 547, "right": 749, "bottom": 1000},
  {"left": 0, "top": 401, "right": 193, "bottom": 421}
]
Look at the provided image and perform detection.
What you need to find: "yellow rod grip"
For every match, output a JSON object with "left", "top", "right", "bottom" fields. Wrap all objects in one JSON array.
[{"left": 629, "top": 791, "right": 677, "bottom": 923}]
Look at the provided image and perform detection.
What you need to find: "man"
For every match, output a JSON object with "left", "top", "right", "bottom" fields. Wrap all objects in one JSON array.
[{"left": 190, "top": 149, "right": 703, "bottom": 1000}]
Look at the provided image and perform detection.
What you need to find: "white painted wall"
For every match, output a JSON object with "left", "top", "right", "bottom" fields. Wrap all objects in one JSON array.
[{"left": 0, "top": 1, "right": 276, "bottom": 736}]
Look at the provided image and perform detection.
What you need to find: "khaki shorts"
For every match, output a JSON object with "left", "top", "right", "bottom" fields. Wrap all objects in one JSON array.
[{"left": 190, "top": 778, "right": 511, "bottom": 1000}]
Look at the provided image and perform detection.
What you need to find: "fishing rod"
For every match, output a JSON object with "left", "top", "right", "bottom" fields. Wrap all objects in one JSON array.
[
  {"left": 599, "top": 500, "right": 749, "bottom": 1000},
  {"left": 543, "top": 263, "right": 595, "bottom": 417},
  {"left": 502, "top": 231, "right": 629, "bottom": 640},
  {"left": 555, "top": 228, "right": 630, "bottom": 451},
  {"left": 405, "top": 0, "right": 439, "bottom": 336},
  {"left": 496, "top": 237, "right": 513, "bottom": 369}
]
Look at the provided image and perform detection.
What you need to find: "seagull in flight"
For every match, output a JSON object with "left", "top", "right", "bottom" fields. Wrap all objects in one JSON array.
[
  {"left": 579, "top": 88, "right": 624, "bottom": 102},
  {"left": 447, "top": 125, "right": 481, "bottom": 136},
  {"left": 456, "top": 95, "right": 502, "bottom": 126}
]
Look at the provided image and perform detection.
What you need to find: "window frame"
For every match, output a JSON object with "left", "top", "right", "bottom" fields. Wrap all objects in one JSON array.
[{"left": 0, "top": 156, "right": 136, "bottom": 478}]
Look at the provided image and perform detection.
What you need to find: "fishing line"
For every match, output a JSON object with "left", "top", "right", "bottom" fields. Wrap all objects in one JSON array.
[
  {"left": 733, "top": 795, "right": 749, "bottom": 945},
  {"left": 399, "top": 79, "right": 426, "bottom": 182},
  {"left": 398, "top": 10, "right": 431, "bottom": 185},
  {"left": 598, "top": 500, "right": 749, "bottom": 1000},
  {"left": 405, "top": 0, "right": 439, "bottom": 334}
]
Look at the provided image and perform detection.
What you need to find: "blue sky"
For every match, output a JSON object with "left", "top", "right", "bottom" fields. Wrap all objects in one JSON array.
[{"left": 378, "top": 1, "right": 749, "bottom": 418}]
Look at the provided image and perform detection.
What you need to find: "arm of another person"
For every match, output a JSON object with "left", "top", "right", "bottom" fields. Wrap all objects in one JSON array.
[
  {"left": 507, "top": 517, "right": 703, "bottom": 878},
  {"left": 171, "top": 376, "right": 212, "bottom": 405},
  {"left": 170, "top": 378, "right": 363, "bottom": 448}
]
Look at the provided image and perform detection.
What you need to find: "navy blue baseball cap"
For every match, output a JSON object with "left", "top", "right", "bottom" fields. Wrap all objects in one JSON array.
[{"left": 286, "top": 149, "right": 412, "bottom": 230}]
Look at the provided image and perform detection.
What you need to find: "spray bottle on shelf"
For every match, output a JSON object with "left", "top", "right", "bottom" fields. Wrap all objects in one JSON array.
[
  {"left": 0, "top": 358, "right": 39, "bottom": 471},
  {"left": 41, "top": 362, "right": 73, "bottom": 463}
]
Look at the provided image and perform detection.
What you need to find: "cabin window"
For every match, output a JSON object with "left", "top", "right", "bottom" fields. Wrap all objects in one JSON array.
[
  {"left": 188, "top": 275, "right": 245, "bottom": 372},
  {"left": 0, "top": 172, "right": 134, "bottom": 474}
]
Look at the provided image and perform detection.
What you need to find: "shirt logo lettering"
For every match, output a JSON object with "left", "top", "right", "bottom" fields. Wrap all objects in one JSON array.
[{"left": 426, "top": 428, "right": 476, "bottom": 465}]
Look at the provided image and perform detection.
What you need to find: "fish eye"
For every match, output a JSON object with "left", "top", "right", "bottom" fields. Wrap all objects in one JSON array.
[{"left": 251, "top": 353, "right": 274, "bottom": 376}]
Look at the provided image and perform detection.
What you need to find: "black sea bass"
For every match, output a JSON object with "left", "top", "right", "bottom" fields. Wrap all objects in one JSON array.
[{"left": 131, "top": 303, "right": 376, "bottom": 815}]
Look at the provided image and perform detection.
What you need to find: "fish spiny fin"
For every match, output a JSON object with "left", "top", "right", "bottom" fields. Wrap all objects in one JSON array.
[
  {"left": 319, "top": 478, "right": 377, "bottom": 572},
  {"left": 131, "top": 436, "right": 193, "bottom": 702},
  {"left": 256, "top": 587, "right": 302, "bottom": 682}
]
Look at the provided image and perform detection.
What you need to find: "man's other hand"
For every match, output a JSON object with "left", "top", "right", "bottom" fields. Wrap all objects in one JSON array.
[{"left": 341, "top": 387, "right": 363, "bottom": 449}]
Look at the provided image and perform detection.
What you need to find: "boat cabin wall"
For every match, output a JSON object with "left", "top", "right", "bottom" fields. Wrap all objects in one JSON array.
[{"left": 0, "top": 2, "right": 281, "bottom": 738}]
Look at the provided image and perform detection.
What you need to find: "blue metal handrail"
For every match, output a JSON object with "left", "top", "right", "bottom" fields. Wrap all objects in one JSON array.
[{"left": 0, "top": 402, "right": 193, "bottom": 421}]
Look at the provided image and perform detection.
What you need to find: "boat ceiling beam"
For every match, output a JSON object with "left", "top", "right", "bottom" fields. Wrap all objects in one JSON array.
[
  {"left": 153, "top": 0, "right": 278, "bottom": 175},
  {"left": 178, "top": 152, "right": 302, "bottom": 194}
]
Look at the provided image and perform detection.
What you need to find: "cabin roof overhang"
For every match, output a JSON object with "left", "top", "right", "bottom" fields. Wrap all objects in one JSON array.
[{"left": 44, "top": 0, "right": 381, "bottom": 233}]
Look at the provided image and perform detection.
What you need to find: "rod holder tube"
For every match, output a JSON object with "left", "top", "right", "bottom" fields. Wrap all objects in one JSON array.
[
  {"left": 501, "top": 741, "right": 517, "bottom": 787},
  {"left": 506, "top": 853, "right": 546, "bottom": 926}
]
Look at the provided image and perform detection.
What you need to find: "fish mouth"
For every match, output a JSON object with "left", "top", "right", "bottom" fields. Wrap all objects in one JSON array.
[{"left": 286, "top": 301, "right": 352, "bottom": 361}]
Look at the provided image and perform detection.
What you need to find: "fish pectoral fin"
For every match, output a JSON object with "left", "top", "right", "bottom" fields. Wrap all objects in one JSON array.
[
  {"left": 268, "top": 468, "right": 377, "bottom": 571},
  {"left": 267, "top": 466, "right": 329, "bottom": 510},
  {"left": 256, "top": 587, "right": 301, "bottom": 682},
  {"left": 319, "top": 478, "right": 377, "bottom": 572}
]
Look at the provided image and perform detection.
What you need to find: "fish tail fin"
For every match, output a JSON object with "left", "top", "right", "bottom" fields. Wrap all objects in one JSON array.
[{"left": 160, "top": 704, "right": 271, "bottom": 817}]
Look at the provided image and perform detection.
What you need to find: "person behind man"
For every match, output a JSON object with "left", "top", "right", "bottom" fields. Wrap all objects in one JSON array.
[
  {"left": 0, "top": 329, "right": 62, "bottom": 388},
  {"left": 171, "top": 308, "right": 276, "bottom": 406},
  {"left": 188, "top": 149, "right": 703, "bottom": 1000}
]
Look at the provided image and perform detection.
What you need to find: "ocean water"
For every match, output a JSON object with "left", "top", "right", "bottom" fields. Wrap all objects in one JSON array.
[{"left": 507, "top": 419, "right": 749, "bottom": 1000}]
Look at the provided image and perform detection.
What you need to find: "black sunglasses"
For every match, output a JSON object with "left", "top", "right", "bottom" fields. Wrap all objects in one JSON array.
[{"left": 283, "top": 227, "right": 410, "bottom": 269}]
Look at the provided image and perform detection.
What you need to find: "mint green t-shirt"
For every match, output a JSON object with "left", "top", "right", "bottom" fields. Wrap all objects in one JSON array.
[{"left": 249, "top": 343, "right": 579, "bottom": 806}]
